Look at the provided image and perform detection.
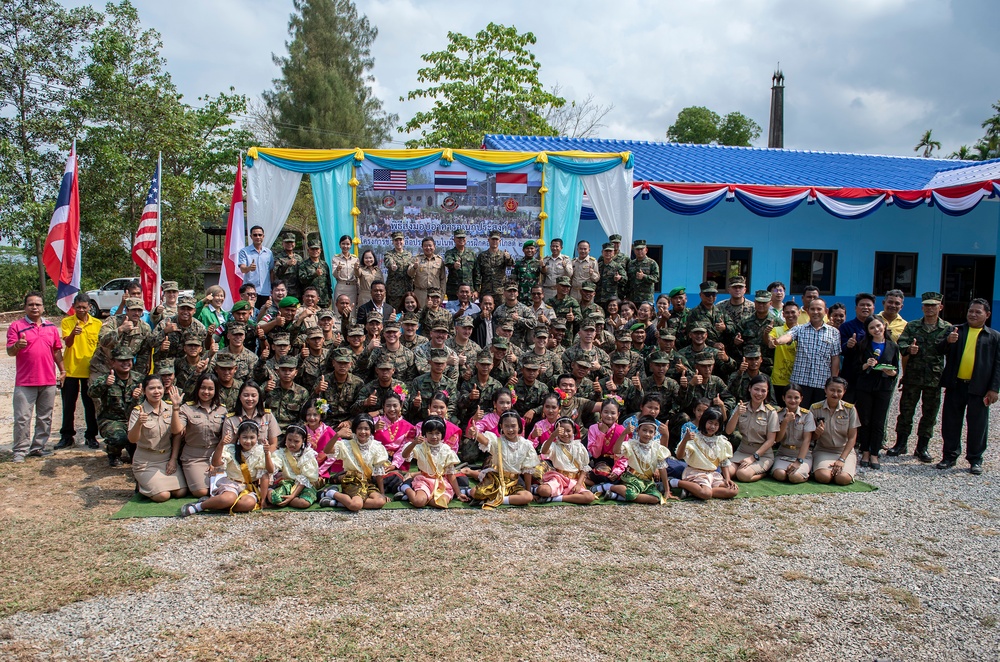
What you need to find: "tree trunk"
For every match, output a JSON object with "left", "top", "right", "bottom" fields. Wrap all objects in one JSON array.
[{"left": 36, "top": 236, "right": 46, "bottom": 294}]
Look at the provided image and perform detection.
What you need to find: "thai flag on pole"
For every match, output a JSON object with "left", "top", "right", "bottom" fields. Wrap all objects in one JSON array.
[
  {"left": 131, "top": 158, "right": 162, "bottom": 311},
  {"left": 43, "top": 142, "right": 81, "bottom": 313},
  {"left": 220, "top": 159, "right": 245, "bottom": 309},
  {"left": 495, "top": 172, "right": 528, "bottom": 195},
  {"left": 434, "top": 170, "right": 468, "bottom": 192}
]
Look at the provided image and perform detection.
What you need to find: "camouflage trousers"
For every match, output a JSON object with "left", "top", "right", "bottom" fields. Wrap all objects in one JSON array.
[
  {"left": 894, "top": 385, "right": 942, "bottom": 451},
  {"left": 99, "top": 420, "right": 134, "bottom": 458}
]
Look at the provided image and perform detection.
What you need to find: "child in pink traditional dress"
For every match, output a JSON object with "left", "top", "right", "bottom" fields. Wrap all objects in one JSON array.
[
  {"left": 372, "top": 393, "right": 415, "bottom": 468},
  {"left": 586, "top": 397, "right": 631, "bottom": 488},
  {"left": 399, "top": 416, "right": 467, "bottom": 509},
  {"left": 536, "top": 417, "right": 597, "bottom": 504},
  {"left": 303, "top": 400, "right": 336, "bottom": 479},
  {"left": 468, "top": 389, "right": 521, "bottom": 437},
  {"left": 528, "top": 394, "right": 561, "bottom": 449}
]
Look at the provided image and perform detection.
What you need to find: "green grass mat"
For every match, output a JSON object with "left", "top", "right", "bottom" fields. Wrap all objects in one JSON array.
[{"left": 111, "top": 478, "right": 876, "bottom": 519}]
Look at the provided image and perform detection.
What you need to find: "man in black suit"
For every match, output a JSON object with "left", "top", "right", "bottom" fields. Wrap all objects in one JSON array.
[
  {"left": 937, "top": 298, "right": 1000, "bottom": 475},
  {"left": 355, "top": 280, "right": 395, "bottom": 328}
]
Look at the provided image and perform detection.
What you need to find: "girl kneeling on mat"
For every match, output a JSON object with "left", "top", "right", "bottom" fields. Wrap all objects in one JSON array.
[
  {"left": 399, "top": 416, "right": 466, "bottom": 508},
  {"left": 181, "top": 420, "right": 273, "bottom": 516},
  {"left": 536, "top": 417, "right": 597, "bottom": 505},
  {"left": 268, "top": 425, "right": 320, "bottom": 508}
]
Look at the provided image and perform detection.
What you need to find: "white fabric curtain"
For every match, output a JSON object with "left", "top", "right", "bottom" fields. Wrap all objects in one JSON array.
[
  {"left": 580, "top": 162, "right": 635, "bottom": 252},
  {"left": 246, "top": 158, "right": 303, "bottom": 247}
]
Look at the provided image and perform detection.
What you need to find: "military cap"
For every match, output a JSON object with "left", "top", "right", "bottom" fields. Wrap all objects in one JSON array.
[
  {"left": 574, "top": 358, "right": 593, "bottom": 368},
  {"left": 455, "top": 315, "right": 474, "bottom": 327},
  {"left": 276, "top": 355, "right": 298, "bottom": 368},
  {"left": 629, "top": 323, "right": 646, "bottom": 332},
  {"left": 230, "top": 300, "right": 250, "bottom": 313},
  {"left": 226, "top": 323, "right": 247, "bottom": 336},
  {"left": 401, "top": 312, "right": 420, "bottom": 324},
  {"left": 754, "top": 289, "right": 771, "bottom": 303},
  {"left": 427, "top": 287, "right": 442, "bottom": 297},
  {"left": 921, "top": 291, "right": 944, "bottom": 304},
  {"left": 580, "top": 319, "right": 596, "bottom": 330},
  {"left": 742, "top": 345, "right": 762, "bottom": 358},
  {"left": 428, "top": 348, "right": 449, "bottom": 363},
  {"left": 488, "top": 230, "right": 502, "bottom": 239},
  {"left": 178, "top": 295, "right": 197, "bottom": 309},
  {"left": 157, "top": 362, "right": 175, "bottom": 375},
  {"left": 649, "top": 351, "right": 671, "bottom": 364},
  {"left": 609, "top": 234, "right": 622, "bottom": 242},
  {"left": 693, "top": 351, "right": 716, "bottom": 365},
  {"left": 550, "top": 320, "right": 568, "bottom": 331},
  {"left": 305, "top": 327, "right": 324, "bottom": 339},
  {"left": 522, "top": 239, "right": 536, "bottom": 249},
  {"left": 111, "top": 347, "right": 134, "bottom": 361},
  {"left": 616, "top": 329, "right": 633, "bottom": 341},
  {"left": 532, "top": 327, "right": 549, "bottom": 338},
  {"left": 282, "top": 232, "right": 297, "bottom": 243},
  {"left": 391, "top": 231, "right": 404, "bottom": 240},
  {"left": 632, "top": 239, "right": 647, "bottom": 247},
  {"left": 602, "top": 242, "right": 613, "bottom": 251},
  {"left": 556, "top": 276, "right": 571, "bottom": 287},
  {"left": 689, "top": 324, "right": 708, "bottom": 333},
  {"left": 183, "top": 336, "right": 203, "bottom": 346},
  {"left": 271, "top": 333, "right": 291, "bottom": 346},
  {"left": 699, "top": 281, "right": 719, "bottom": 294},
  {"left": 161, "top": 281, "right": 179, "bottom": 292},
  {"left": 214, "top": 352, "right": 237, "bottom": 368},
  {"left": 347, "top": 325, "right": 365, "bottom": 337},
  {"left": 520, "top": 356, "right": 541, "bottom": 369},
  {"left": 504, "top": 281, "right": 519, "bottom": 291},
  {"left": 365, "top": 312, "right": 383, "bottom": 324},
  {"left": 581, "top": 281, "right": 596, "bottom": 292},
  {"left": 430, "top": 321, "right": 450, "bottom": 332},
  {"left": 279, "top": 296, "right": 300, "bottom": 308},
  {"left": 498, "top": 321, "right": 515, "bottom": 332},
  {"left": 491, "top": 337, "right": 509, "bottom": 350},
  {"left": 375, "top": 357, "right": 395, "bottom": 369},
  {"left": 728, "top": 276, "right": 746, "bottom": 286},
  {"left": 668, "top": 287, "right": 686, "bottom": 298},
  {"left": 476, "top": 350, "right": 494, "bottom": 364},
  {"left": 307, "top": 238, "right": 322, "bottom": 249},
  {"left": 611, "top": 355, "right": 631, "bottom": 366},
  {"left": 453, "top": 229, "right": 467, "bottom": 238},
  {"left": 659, "top": 332, "right": 677, "bottom": 341},
  {"left": 332, "top": 347, "right": 354, "bottom": 363},
  {"left": 318, "top": 309, "right": 335, "bottom": 319},
  {"left": 125, "top": 297, "right": 144, "bottom": 310},
  {"left": 590, "top": 314, "right": 606, "bottom": 324}
]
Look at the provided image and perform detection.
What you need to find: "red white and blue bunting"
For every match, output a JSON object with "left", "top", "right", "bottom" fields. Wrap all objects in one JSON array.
[{"left": 580, "top": 180, "right": 999, "bottom": 220}]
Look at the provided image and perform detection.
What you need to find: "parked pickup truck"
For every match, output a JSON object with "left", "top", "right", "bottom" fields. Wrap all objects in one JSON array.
[{"left": 86, "top": 278, "right": 194, "bottom": 318}]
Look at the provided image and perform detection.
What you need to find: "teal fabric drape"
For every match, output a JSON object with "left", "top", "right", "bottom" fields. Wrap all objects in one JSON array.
[
  {"left": 256, "top": 151, "right": 357, "bottom": 173},
  {"left": 547, "top": 154, "right": 631, "bottom": 174},
  {"left": 452, "top": 153, "right": 537, "bottom": 173},
  {"left": 364, "top": 153, "right": 442, "bottom": 170},
  {"left": 542, "top": 163, "right": 585, "bottom": 254},
  {"left": 310, "top": 163, "right": 355, "bottom": 276}
]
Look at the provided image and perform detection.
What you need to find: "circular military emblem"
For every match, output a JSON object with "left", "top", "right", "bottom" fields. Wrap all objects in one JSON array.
[
  {"left": 441, "top": 196, "right": 458, "bottom": 211},
  {"left": 382, "top": 195, "right": 396, "bottom": 208},
  {"left": 504, "top": 197, "right": 519, "bottom": 212}
]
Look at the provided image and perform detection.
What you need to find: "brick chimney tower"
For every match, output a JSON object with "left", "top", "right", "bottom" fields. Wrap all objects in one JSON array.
[{"left": 768, "top": 68, "right": 784, "bottom": 149}]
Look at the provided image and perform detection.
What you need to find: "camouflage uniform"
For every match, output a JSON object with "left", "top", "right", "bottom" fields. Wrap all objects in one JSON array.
[
  {"left": 626, "top": 256, "right": 660, "bottom": 303},
  {"left": 574, "top": 376, "right": 598, "bottom": 401},
  {"left": 726, "top": 371, "right": 777, "bottom": 406},
  {"left": 400, "top": 333, "right": 429, "bottom": 352},
  {"left": 321, "top": 372, "right": 365, "bottom": 427},
  {"left": 596, "top": 328, "right": 617, "bottom": 355},
  {"left": 355, "top": 345, "right": 417, "bottom": 383},
  {"left": 473, "top": 249, "right": 514, "bottom": 300},
  {"left": 597, "top": 259, "right": 626, "bottom": 306},
  {"left": 217, "top": 382, "right": 242, "bottom": 411},
  {"left": 443, "top": 246, "right": 477, "bottom": 301},
  {"left": 622, "top": 375, "right": 682, "bottom": 419},
  {"left": 253, "top": 356, "right": 282, "bottom": 387},
  {"left": 893, "top": 317, "right": 951, "bottom": 454},
  {"left": 494, "top": 301, "right": 536, "bottom": 348},
  {"left": 351, "top": 379, "right": 406, "bottom": 414},
  {"left": 524, "top": 349, "right": 563, "bottom": 387},
  {"left": 88, "top": 371, "right": 143, "bottom": 460},
  {"left": 409, "top": 374, "right": 458, "bottom": 420},
  {"left": 420, "top": 307, "right": 454, "bottom": 334},
  {"left": 546, "top": 296, "right": 581, "bottom": 329},
  {"left": 266, "top": 382, "right": 311, "bottom": 433},
  {"left": 685, "top": 304, "right": 730, "bottom": 346},
  {"left": 383, "top": 248, "right": 414, "bottom": 310},
  {"left": 457, "top": 375, "right": 504, "bottom": 424},
  {"left": 664, "top": 309, "right": 691, "bottom": 348},
  {"left": 611, "top": 252, "right": 630, "bottom": 299},
  {"left": 489, "top": 357, "right": 519, "bottom": 386},
  {"left": 151, "top": 317, "right": 207, "bottom": 369},
  {"left": 212, "top": 347, "right": 258, "bottom": 384},
  {"left": 512, "top": 256, "right": 541, "bottom": 304},
  {"left": 97, "top": 316, "right": 156, "bottom": 376},
  {"left": 295, "top": 348, "right": 328, "bottom": 394},
  {"left": 273, "top": 252, "right": 303, "bottom": 298},
  {"left": 579, "top": 302, "right": 602, "bottom": 326},
  {"left": 446, "top": 337, "right": 482, "bottom": 377},
  {"left": 678, "top": 345, "right": 736, "bottom": 381},
  {"left": 512, "top": 379, "right": 551, "bottom": 417},
  {"left": 174, "top": 356, "right": 205, "bottom": 392},
  {"left": 611, "top": 349, "right": 646, "bottom": 380},
  {"left": 414, "top": 343, "right": 459, "bottom": 381},
  {"left": 720, "top": 299, "right": 756, "bottom": 331},
  {"left": 562, "top": 345, "right": 611, "bottom": 380},
  {"left": 739, "top": 315, "right": 777, "bottom": 371},
  {"left": 297, "top": 259, "right": 332, "bottom": 307}
]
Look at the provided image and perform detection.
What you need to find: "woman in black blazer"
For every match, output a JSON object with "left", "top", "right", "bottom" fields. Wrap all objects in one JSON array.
[{"left": 852, "top": 316, "right": 899, "bottom": 470}]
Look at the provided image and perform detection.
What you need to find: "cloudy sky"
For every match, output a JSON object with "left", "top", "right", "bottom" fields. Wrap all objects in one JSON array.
[{"left": 78, "top": 0, "right": 998, "bottom": 157}]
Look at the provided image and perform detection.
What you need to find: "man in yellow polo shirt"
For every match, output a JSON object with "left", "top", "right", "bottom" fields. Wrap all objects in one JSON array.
[
  {"left": 55, "top": 294, "right": 103, "bottom": 450},
  {"left": 876, "top": 289, "right": 907, "bottom": 341},
  {"left": 938, "top": 298, "right": 1000, "bottom": 475}
]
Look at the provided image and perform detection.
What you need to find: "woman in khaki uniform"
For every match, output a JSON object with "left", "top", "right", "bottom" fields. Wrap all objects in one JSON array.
[
  {"left": 407, "top": 237, "right": 446, "bottom": 308},
  {"left": 171, "top": 374, "right": 227, "bottom": 497},
  {"left": 770, "top": 384, "right": 815, "bottom": 484},
  {"left": 809, "top": 376, "right": 860, "bottom": 485},
  {"left": 725, "top": 374, "right": 780, "bottom": 482},
  {"left": 222, "top": 381, "right": 280, "bottom": 453},
  {"left": 128, "top": 376, "right": 187, "bottom": 502},
  {"left": 331, "top": 235, "right": 360, "bottom": 305},
  {"left": 355, "top": 249, "right": 382, "bottom": 307}
]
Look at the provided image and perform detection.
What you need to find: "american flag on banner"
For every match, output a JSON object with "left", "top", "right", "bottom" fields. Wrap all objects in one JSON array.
[
  {"left": 372, "top": 168, "right": 407, "bottom": 190},
  {"left": 131, "top": 159, "right": 162, "bottom": 311}
]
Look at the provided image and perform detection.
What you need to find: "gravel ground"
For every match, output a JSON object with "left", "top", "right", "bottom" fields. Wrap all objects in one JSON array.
[{"left": 1, "top": 328, "right": 999, "bottom": 660}]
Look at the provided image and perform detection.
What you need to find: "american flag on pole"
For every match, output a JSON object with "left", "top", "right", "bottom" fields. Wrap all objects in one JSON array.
[
  {"left": 372, "top": 168, "right": 407, "bottom": 190},
  {"left": 131, "top": 158, "right": 162, "bottom": 311},
  {"left": 42, "top": 142, "right": 81, "bottom": 313}
]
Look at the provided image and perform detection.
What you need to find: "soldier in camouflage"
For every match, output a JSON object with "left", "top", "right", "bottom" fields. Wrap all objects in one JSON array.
[
  {"left": 444, "top": 229, "right": 477, "bottom": 301},
  {"left": 214, "top": 323, "right": 258, "bottom": 383},
  {"left": 679, "top": 352, "right": 737, "bottom": 419},
  {"left": 351, "top": 359, "right": 406, "bottom": 415},
  {"left": 661, "top": 287, "right": 692, "bottom": 349},
  {"left": 272, "top": 232, "right": 302, "bottom": 299},
  {"left": 210, "top": 352, "right": 243, "bottom": 411},
  {"left": 321, "top": 348, "right": 364, "bottom": 427},
  {"left": 621, "top": 351, "right": 682, "bottom": 419},
  {"left": 399, "top": 313, "right": 428, "bottom": 351},
  {"left": 175, "top": 337, "right": 209, "bottom": 393},
  {"left": 472, "top": 229, "right": 514, "bottom": 300},
  {"left": 446, "top": 315, "right": 482, "bottom": 381},
  {"left": 409, "top": 348, "right": 458, "bottom": 420},
  {"left": 512, "top": 240, "right": 541, "bottom": 305},
  {"left": 295, "top": 327, "right": 328, "bottom": 395},
  {"left": 511, "top": 356, "right": 551, "bottom": 417},
  {"left": 737, "top": 290, "right": 778, "bottom": 370},
  {"left": 626, "top": 240, "right": 660, "bottom": 304},
  {"left": 297, "top": 239, "right": 332, "bottom": 307},
  {"left": 96, "top": 298, "right": 156, "bottom": 377},
  {"left": 264, "top": 355, "right": 310, "bottom": 434},
  {"left": 419, "top": 289, "right": 454, "bottom": 334},
  {"left": 414, "top": 322, "right": 460, "bottom": 381},
  {"left": 597, "top": 243, "right": 627, "bottom": 307},
  {"left": 253, "top": 333, "right": 291, "bottom": 387},
  {"left": 488, "top": 338, "right": 519, "bottom": 386},
  {"left": 726, "top": 345, "right": 776, "bottom": 406},
  {"left": 354, "top": 321, "right": 417, "bottom": 383},
  {"left": 521, "top": 328, "right": 563, "bottom": 387},
  {"left": 151, "top": 295, "right": 207, "bottom": 372},
  {"left": 679, "top": 325, "right": 737, "bottom": 381},
  {"left": 547, "top": 277, "right": 582, "bottom": 336},
  {"left": 685, "top": 281, "right": 730, "bottom": 347},
  {"left": 88, "top": 347, "right": 143, "bottom": 466},
  {"left": 494, "top": 281, "right": 537, "bottom": 348},
  {"left": 562, "top": 319, "right": 611, "bottom": 381},
  {"left": 609, "top": 234, "right": 630, "bottom": 299},
  {"left": 383, "top": 231, "right": 414, "bottom": 311},
  {"left": 457, "top": 351, "right": 505, "bottom": 424}
]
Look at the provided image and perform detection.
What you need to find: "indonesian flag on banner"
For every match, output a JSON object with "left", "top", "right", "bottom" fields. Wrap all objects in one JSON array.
[
  {"left": 434, "top": 170, "right": 468, "bottom": 192},
  {"left": 131, "top": 160, "right": 162, "bottom": 311},
  {"left": 43, "top": 143, "right": 81, "bottom": 313},
  {"left": 220, "top": 159, "right": 245, "bottom": 309},
  {"left": 495, "top": 172, "right": 528, "bottom": 195}
]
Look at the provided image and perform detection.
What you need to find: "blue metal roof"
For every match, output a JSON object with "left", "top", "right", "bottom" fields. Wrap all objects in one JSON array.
[{"left": 483, "top": 134, "right": 980, "bottom": 190}]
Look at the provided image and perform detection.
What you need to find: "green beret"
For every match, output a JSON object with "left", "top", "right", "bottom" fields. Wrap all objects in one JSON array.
[
  {"left": 668, "top": 287, "right": 686, "bottom": 298},
  {"left": 522, "top": 240, "right": 536, "bottom": 249},
  {"left": 279, "top": 296, "right": 299, "bottom": 308},
  {"left": 230, "top": 301, "right": 249, "bottom": 312}
]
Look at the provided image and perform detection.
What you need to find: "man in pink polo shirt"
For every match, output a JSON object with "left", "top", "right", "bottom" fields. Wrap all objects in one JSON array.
[{"left": 6, "top": 292, "right": 66, "bottom": 463}]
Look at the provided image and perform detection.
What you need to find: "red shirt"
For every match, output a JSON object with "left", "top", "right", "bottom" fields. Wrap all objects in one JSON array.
[{"left": 7, "top": 317, "right": 62, "bottom": 387}]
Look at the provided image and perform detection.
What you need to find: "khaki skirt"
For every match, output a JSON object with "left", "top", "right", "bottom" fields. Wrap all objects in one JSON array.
[
  {"left": 180, "top": 444, "right": 216, "bottom": 493},
  {"left": 133, "top": 447, "right": 186, "bottom": 497}
]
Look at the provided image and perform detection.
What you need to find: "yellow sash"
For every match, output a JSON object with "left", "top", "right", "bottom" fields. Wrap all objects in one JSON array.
[
  {"left": 421, "top": 445, "right": 450, "bottom": 508},
  {"left": 231, "top": 461, "right": 262, "bottom": 514},
  {"left": 349, "top": 438, "right": 373, "bottom": 480}
]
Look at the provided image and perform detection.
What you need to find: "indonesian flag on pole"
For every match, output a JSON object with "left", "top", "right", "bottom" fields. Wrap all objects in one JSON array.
[
  {"left": 43, "top": 142, "right": 82, "bottom": 313},
  {"left": 220, "top": 159, "right": 245, "bottom": 310},
  {"left": 132, "top": 160, "right": 162, "bottom": 311}
]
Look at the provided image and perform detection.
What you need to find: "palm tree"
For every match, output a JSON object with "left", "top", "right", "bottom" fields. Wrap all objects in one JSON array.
[
  {"left": 949, "top": 145, "right": 975, "bottom": 160},
  {"left": 915, "top": 129, "right": 942, "bottom": 158}
]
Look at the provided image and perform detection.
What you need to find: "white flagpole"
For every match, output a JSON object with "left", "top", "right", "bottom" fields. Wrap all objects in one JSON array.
[{"left": 155, "top": 151, "right": 163, "bottom": 308}]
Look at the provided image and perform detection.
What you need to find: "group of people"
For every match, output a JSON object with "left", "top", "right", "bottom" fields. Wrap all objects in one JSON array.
[{"left": 8, "top": 227, "right": 997, "bottom": 514}]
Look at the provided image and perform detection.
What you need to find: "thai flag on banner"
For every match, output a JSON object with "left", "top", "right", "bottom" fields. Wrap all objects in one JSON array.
[
  {"left": 434, "top": 170, "right": 468, "bottom": 192},
  {"left": 495, "top": 172, "right": 528, "bottom": 195},
  {"left": 372, "top": 168, "right": 407, "bottom": 190},
  {"left": 42, "top": 143, "right": 81, "bottom": 313},
  {"left": 220, "top": 159, "right": 245, "bottom": 309},
  {"left": 131, "top": 159, "right": 162, "bottom": 311}
]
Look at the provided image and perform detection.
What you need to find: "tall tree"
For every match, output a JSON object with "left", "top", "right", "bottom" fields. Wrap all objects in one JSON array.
[
  {"left": 0, "top": 0, "right": 99, "bottom": 292},
  {"left": 914, "top": 129, "right": 942, "bottom": 158},
  {"left": 400, "top": 23, "right": 564, "bottom": 148},
  {"left": 717, "top": 111, "right": 762, "bottom": 147},
  {"left": 667, "top": 106, "right": 761, "bottom": 146},
  {"left": 264, "top": 0, "right": 396, "bottom": 149},
  {"left": 538, "top": 85, "right": 614, "bottom": 139},
  {"left": 949, "top": 145, "right": 974, "bottom": 160}
]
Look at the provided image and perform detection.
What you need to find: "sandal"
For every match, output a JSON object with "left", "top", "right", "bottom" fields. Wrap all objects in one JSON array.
[{"left": 869, "top": 457, "right": 881, "bottom": 471}]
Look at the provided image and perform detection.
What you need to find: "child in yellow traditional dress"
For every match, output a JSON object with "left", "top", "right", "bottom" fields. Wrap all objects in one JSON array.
[
  {"left": 467, "top": 411, "right": 539, "bottom": 508},
  {"left": 606, "top": 416, "right": 676, "bottom": 504},
  {"left": 674, "top": 408, "right": 739, "bottom": 500},
  {"left": 180, "top": 420, "right": 273, "bottom": 516},
  {"left": 318, "top": 414, "right": 389, "bottom": 511},
  {"left": 399, "top": 417, "right": 467, "bottom": 509},
  {"left": 536, "top": 417, "right": 597, "bottom": 505},
  {"left": 267, "top": 425, "right": 320, "bottom": 508}
]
